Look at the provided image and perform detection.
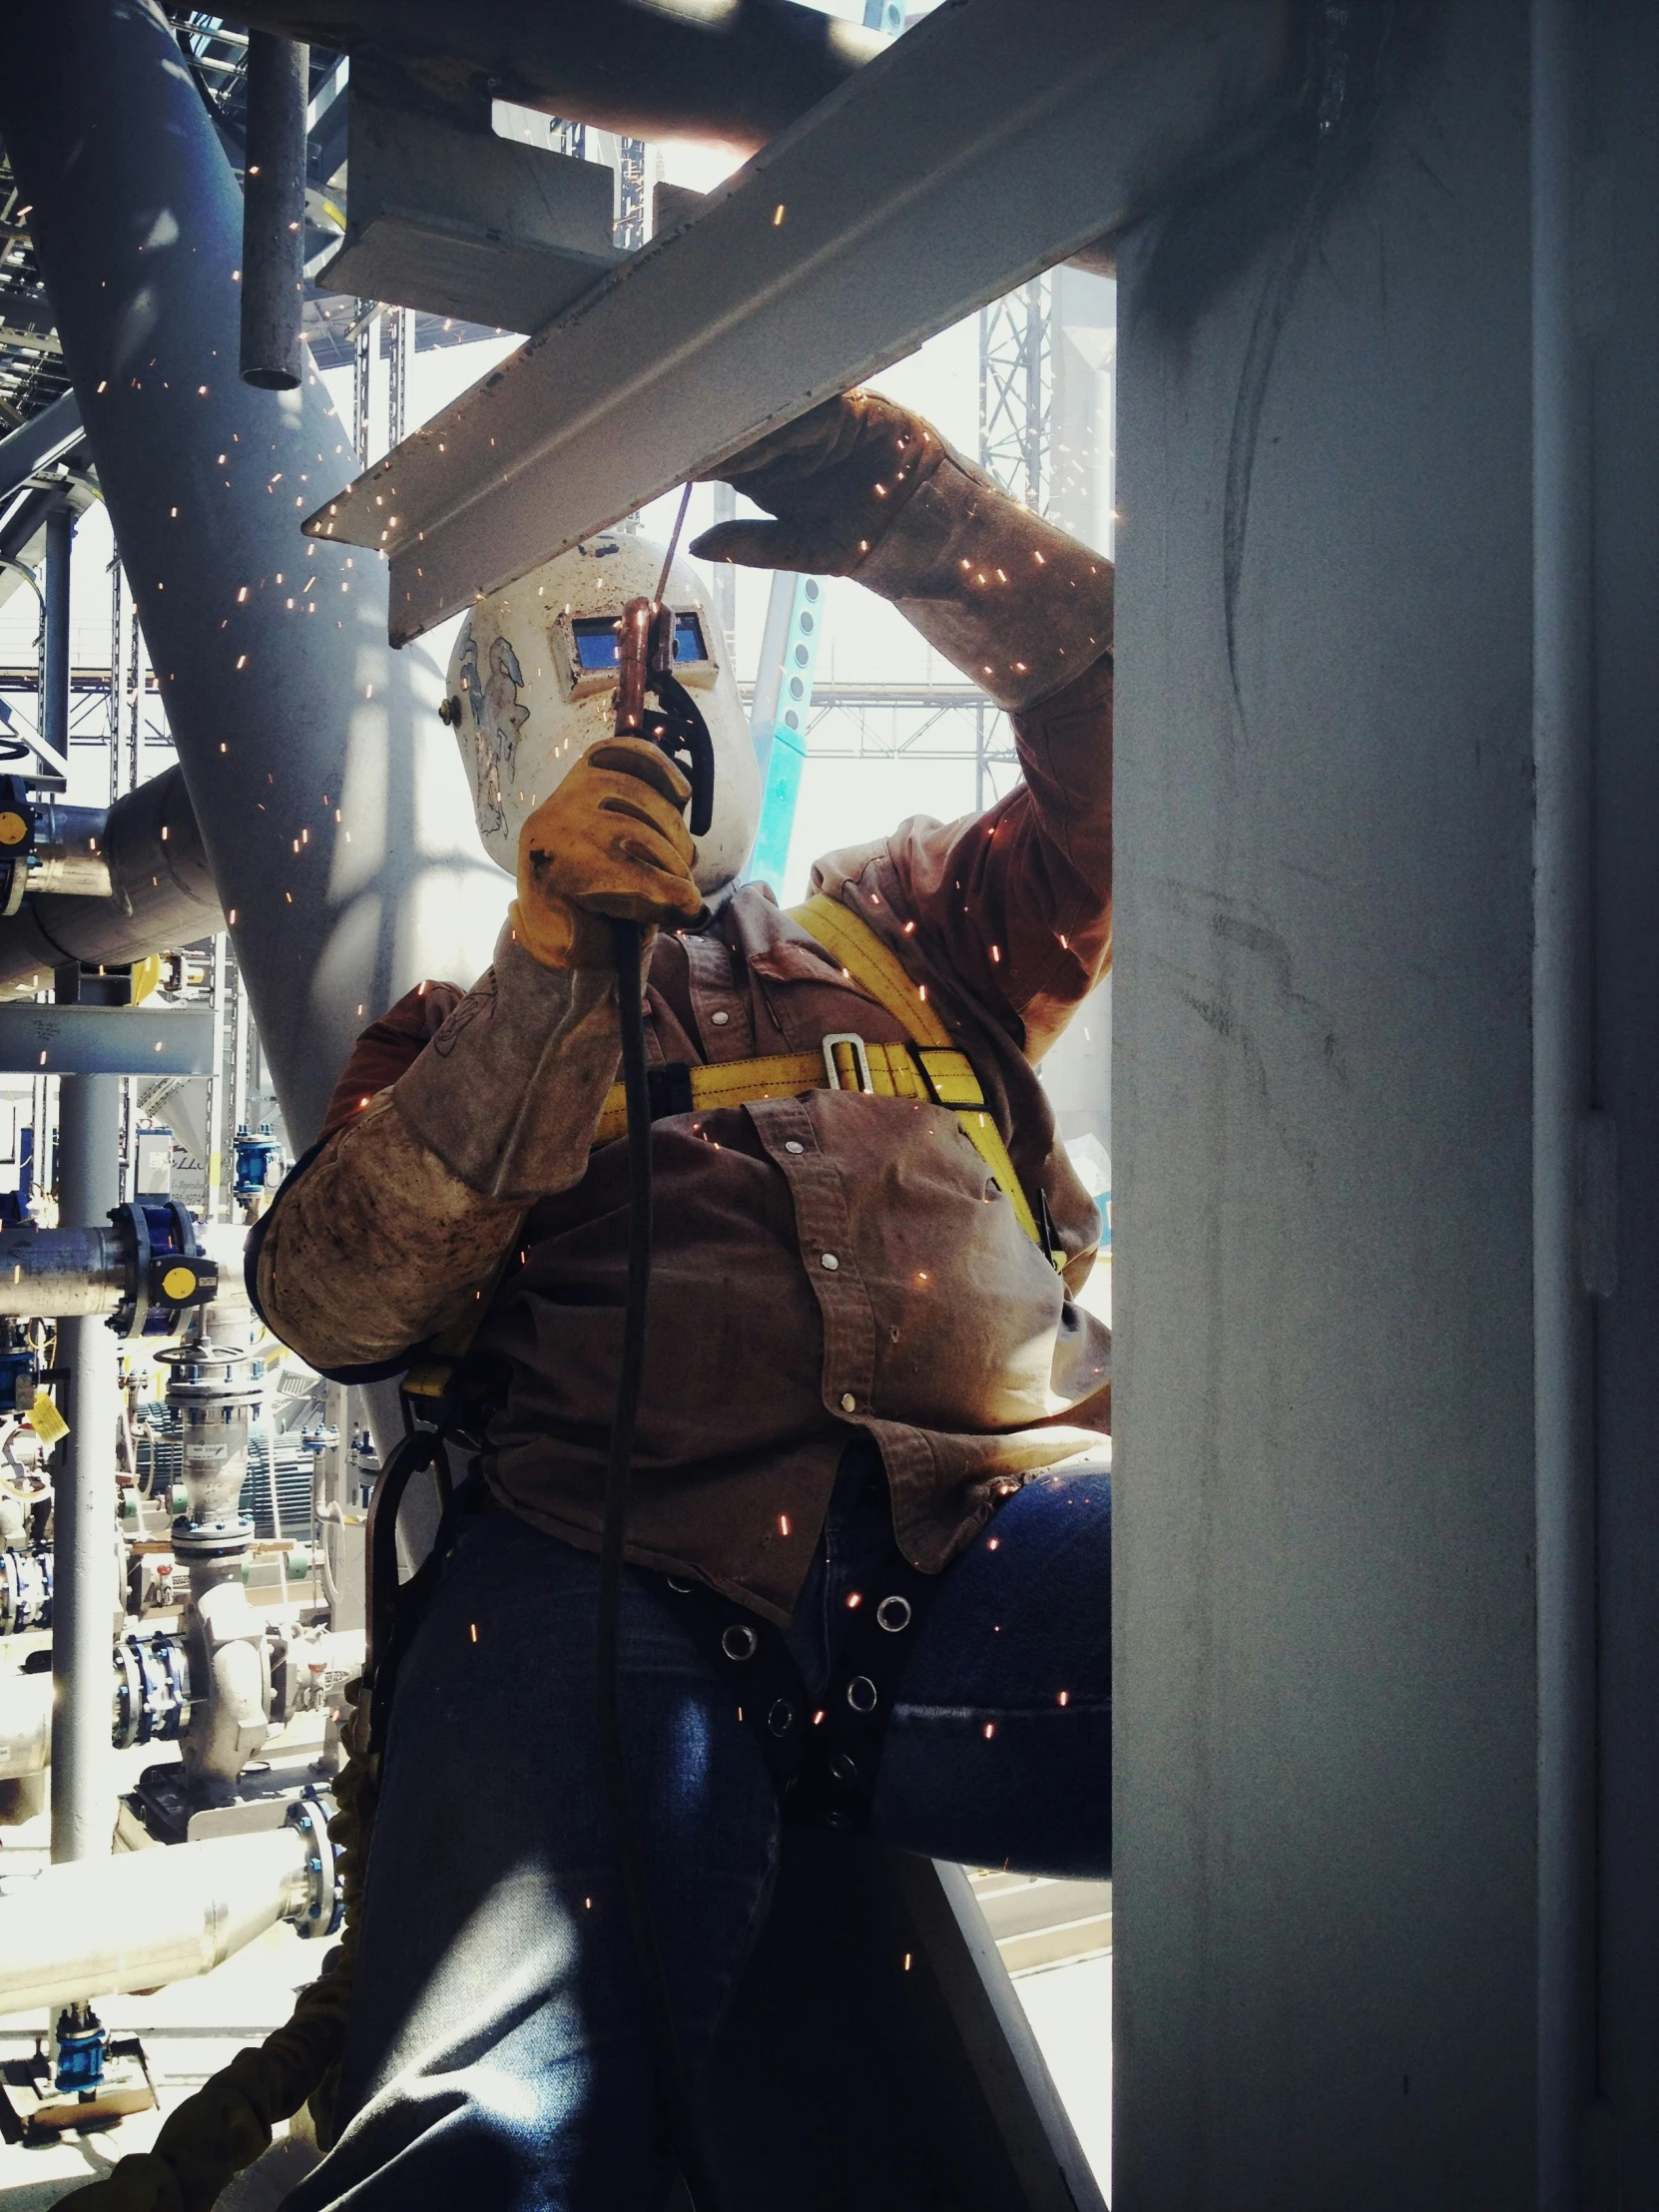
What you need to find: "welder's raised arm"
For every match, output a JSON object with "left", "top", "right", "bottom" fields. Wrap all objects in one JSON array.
[
  {"left": 255, "top": 925, "right": 622, "bottom": 1373},
  {"left": 255, "top": 736, "right": 705, "bottom": 1371},
  {"left": 696, "top": 392, "right": 1113, "bottom": 1060}
]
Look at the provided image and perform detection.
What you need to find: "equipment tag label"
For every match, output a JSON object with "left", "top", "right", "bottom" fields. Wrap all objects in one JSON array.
[{"left": 29, "top": 1390, "right": 68, "bottom": 1446}]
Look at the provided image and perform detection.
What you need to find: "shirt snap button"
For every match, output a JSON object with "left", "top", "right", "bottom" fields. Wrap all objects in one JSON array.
[
  {"left": 710, "top": 1009, "right": 730, "bottom": 1025},
  {"left": 785, "top": 1140, "right": 805, "bottom": 1154},
  {"left": 821, "top": 1253, "right": 839, "bottom": 1271},
  {"left": 839, "top": 1392, "right": 856, "bottom": 1412}
]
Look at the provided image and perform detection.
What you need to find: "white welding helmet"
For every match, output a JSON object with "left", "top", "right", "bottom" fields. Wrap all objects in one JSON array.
[{"left": 443, "top": 533, "right": 759, "bottom": 895}]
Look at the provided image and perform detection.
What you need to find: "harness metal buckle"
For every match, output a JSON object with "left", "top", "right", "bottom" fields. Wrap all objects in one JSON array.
[{"left": 823, "top": 1032, "right": 874, "bottom": 1095}]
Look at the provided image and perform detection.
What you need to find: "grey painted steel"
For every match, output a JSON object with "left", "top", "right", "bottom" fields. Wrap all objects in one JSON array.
[
  {"left": 0, "top": 1004, "right": 215, "bottom": 1076},
  {"left": 0, "top": 1224, "right": 125, "bottom": 1318},
  {"left": 1112, "top": 5, "right": 1541, "bottom": 2204},
  {"left": 40, "top": 505, "right": 71, "bottom": 760},
  {"left": 0, "top": 765, "right": 222, "bottom": 990},
  {"left": 1, "top": 0, "right": 505, "bottom": 1146},
  {"left": 216, "top": 0, "right": 880, "bottom": 153},
  {"left": 318, "top": 69, "right": 621, "bottom": 333},
  {"left": 1565, "top": 6, "right": 1659, "bottom": 2199},
  {"left": 240, "top": 32, "right": 309, "bottom": 391},
  {"left": 51, "top": 1075, "right": 123, "bottom": 1868},
  {"left": 303, "top": 0, "right": 1295, "bottom": 642},
  {"left": 0, "top": 391, "right": 84, "bottom": 506},
  {"left": 1531, "top": 2, "right": 1595, "bottom": 2195}
]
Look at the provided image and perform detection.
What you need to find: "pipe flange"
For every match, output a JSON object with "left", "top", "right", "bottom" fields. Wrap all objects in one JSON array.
[
  {"left": 112, "top": 1630, "right": 192, "bottom": 1749},
  {"left": 171, "top": 1514, "right": 255, "bottom": 1560},
  {"left": 110, "top": 1200, "right": 219, "bottom": 1341},
  {"left": 284, "top": 1788, "right": 342, "bottom": 1939}
]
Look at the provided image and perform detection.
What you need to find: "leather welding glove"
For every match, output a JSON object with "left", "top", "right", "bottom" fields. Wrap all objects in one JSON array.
[
  {"left": 694, "top": 387, "right": 1112, "bottom": 716},
  {"left": 511, "top": 736, "right": 703, "bottom": 970},
  {"left": 690, "top": 389, "right": 944, "bottom": 575}
]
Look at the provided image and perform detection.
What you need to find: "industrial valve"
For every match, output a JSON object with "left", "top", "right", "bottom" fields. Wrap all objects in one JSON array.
[{"left": 0, "top": 1199, "right": 217, "bottom": 1338}]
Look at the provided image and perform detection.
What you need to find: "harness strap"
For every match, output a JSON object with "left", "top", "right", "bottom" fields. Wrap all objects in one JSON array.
[
  {"left": 591, "top": 897, "right": 1055, "bottom": 1260},
  {"left": 645, "top": 1539, "right": 943, "bottom": 1833}
]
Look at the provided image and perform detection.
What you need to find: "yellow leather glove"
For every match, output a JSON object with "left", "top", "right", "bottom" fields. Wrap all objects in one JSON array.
[{"left": 511, "top": 737, "right": 703, "bottom": 971}]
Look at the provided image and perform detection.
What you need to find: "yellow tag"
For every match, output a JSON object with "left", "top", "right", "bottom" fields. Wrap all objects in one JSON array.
[
  {"left": 161, "top": 1265, "right": 199, "bottom": 1301},
  {"left": 29, "top": 1390, "right": 68, "bottom": 1446},
  {"left": 131, "top": 953, "right": 163, "bottom": 1004},
  {"left": 0, "top": 811, "right": 28, "bottom": 847}
]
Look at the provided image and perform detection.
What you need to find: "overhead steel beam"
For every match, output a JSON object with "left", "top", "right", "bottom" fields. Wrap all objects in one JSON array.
[
  {"left": 0, "top": 389, "right": 85, "bottom": 504},
  {"left": 305, "top": 0, "right": 1296, "bottom": 644},
  {"left": 215, "top": 0, "right": 881, "bottom": 153}
]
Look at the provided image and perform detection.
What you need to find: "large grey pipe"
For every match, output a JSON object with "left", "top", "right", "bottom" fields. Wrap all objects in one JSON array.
[
  {"left": 1, "top": 0, "right": 504, "bottom": 1148},
  {"left": 0, "top": 765, "right": 222, "bottom": 988},
  {"left": 240, "top": 31, "right": 308, "bottom": 391}
]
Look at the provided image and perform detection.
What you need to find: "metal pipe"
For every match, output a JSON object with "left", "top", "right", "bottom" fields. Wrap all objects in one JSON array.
[
  {"left": 0, "top": 1823, "right": 314, "bottom": 2014},
  {"left": 2, "top": 1, "right": 505, "bottom": 1146},
  {"left": 1531, "top": 0, "right": 1595, "bottom": 2200},
  {"left": 0, "top": 1223, "right": 125, "bottom": 1317},
  {"left": 0, "top": 1004, "right": 217, "bottom": 1079},
  {"left": 40, "top": 506, "right": 71, "bottom": 762},
  {"left": 240, "top": 32, "right": 308, "bottom": 392},
  {"left": 50, "top": 1074, "right": 122, "bottom": 1867},
  {"left": 0, "top": 1671, "right": 54, "bottom": 1782},
  {"left": 0, "top": 766, "right": 221, "bottom": 991}
]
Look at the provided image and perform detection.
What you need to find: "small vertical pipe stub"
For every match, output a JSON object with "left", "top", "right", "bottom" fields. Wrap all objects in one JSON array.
[{"left": 240, "top": 32, "right": 309, "bottom": 391}]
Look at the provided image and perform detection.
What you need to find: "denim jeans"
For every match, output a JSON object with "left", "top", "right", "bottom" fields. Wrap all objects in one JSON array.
[{"left": 284, "top": 1451, "right": 1111, "bottom": 2210}]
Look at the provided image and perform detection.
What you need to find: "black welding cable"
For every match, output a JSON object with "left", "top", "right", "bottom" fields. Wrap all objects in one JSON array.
[{"left": 598, "top": 914, "right": 721, "bottom": 2212}]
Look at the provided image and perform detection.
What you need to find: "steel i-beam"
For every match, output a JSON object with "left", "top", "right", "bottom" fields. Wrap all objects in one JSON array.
[{"left": 304, "top": 0, "right": 1295, "bottom": 643}]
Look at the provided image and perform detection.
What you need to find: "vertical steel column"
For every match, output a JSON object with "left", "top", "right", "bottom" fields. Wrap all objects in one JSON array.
[
  {"left": 240, "top": 32, "right": 309, "bottom": 391},
  {"left": 50, "top": 1078, "right": 121, "bottom": 1865},
  {"left": 43, "top": 496, "right": 120, "bottom": 1864},
  {"left": 1531, "top": 0, "right": 1595, "bottom": 2199},
  {"left": 40, "top": 506, "right": 71, "bottom": 760}
]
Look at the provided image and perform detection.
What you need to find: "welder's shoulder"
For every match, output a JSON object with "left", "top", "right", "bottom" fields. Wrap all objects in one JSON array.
[{"left": 314, "top": 980, "right": 468, "bottom": 1145}]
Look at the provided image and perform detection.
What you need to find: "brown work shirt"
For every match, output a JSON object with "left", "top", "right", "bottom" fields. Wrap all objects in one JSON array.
[{"left": 299, "top": 650, "right": 1114, "bottom": 1624}]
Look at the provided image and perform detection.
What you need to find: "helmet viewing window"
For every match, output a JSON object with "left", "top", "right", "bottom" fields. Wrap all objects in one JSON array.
[{"left": 560, "top": 609, "right": 717, "bottom": 700}]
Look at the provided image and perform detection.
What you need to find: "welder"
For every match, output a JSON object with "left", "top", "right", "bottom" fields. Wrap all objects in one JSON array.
[{"left": 212, "top": 391, "right": 1115, "bottom": 2209}]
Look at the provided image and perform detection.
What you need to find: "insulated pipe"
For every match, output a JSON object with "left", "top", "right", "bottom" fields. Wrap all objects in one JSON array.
[
  {"left": 0, "top": 1225, "right": 125, "bottom": 1317},
  {"left": 22, "top": 806, "right": 113, "bottom": 898},
  {"left": 1, "top": 0, "right": 504, "bottom": 1148},
  {"left": 0, "top": 765, "right": 221, "bottom": 990},
  {"left": 240, "top": 32, "right": 308, "bottom": 392},
  {"left": 0, "top": 1671, "right": 54, "bottom": 1782},
  {"left": 0, "top": 1822, "right": 315, "bottom": 2015},
  {"left": 1531, "top": 0, "right": 1595, "bottom": 2198},
  {"left": 51, "top": 1075, "right": 122, "bottom": 1868}
]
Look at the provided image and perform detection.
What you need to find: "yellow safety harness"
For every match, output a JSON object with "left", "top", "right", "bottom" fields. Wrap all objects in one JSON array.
[
  {"left": 406, "top": 895, "right": 1054, "bottom": 1413},
  {"left": 593, "top": 892, "right": 1052, "bottom": 1259}
]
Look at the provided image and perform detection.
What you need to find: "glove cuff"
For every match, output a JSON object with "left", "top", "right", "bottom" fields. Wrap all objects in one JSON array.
[
  {"left": 392, "top": 921, "right": 621, "bottom": 1200},
  {"left": 854, "top": 450, "right": 1114, "bottom": 712}
]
